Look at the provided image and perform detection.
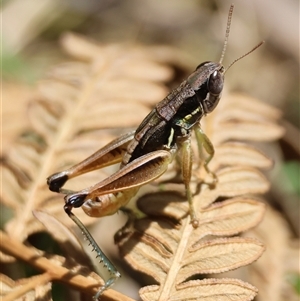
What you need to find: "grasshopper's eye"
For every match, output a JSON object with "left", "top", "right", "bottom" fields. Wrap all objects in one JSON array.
[
  {"left": 208, "top": 70, "right": 224, "bottom": 95},
  {"left": 202, "top": 69, "right": 224, "bottom": 113}
]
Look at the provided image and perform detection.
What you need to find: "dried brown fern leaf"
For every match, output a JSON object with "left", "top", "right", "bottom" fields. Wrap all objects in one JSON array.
[
  {"left": 0, "top": 34, "right": 181, "bottom": 300},
  {"left": 0, "top": 230, "right": 128, "bottom": 301},
  {"left": 0, "top": 272, "right": 52, "bottom": 301},
  {"left": 1, "top": 82, "right": 36, "bottom": 154},
  {"left": 114, "top": 92, "right": 283, "bottom": 300},
  {"left": 248, "top": 206, "right": 300, "bottom": 301},
  {"left": 1, "top": 33, "right": 176, "bottom": 239},
  {"left": 1, "top": 32, "right": 284, "bottom": 300},
  {"left": 116, "top": 196, "right": 266, "bottom": 300}
]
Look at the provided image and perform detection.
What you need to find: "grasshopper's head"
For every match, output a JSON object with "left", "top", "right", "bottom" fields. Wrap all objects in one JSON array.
[{"left": 187, "top": 61, "right": 225, "bottom": 114}]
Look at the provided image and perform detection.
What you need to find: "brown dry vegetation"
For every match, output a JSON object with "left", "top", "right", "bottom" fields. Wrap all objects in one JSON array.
[{"left": 1, "top": 1, "right": 299, "bottom": 300}]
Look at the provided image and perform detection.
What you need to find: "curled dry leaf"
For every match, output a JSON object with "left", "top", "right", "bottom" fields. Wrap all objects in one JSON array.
[{"left": 1, "top": 33, "right": 284, "bottom": 300}]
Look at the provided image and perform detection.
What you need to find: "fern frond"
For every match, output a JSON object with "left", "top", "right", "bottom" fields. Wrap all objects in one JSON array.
[
  {"left": 1, "top": 33, "right": 284, "bottom": 300},
  {"left": 115, "top": 91, "right": 283, "bottom": 300}
]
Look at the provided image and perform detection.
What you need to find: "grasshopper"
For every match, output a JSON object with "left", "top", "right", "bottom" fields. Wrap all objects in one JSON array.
[{"left": 47, "top": 4, "right": 263, "bottom": 298}]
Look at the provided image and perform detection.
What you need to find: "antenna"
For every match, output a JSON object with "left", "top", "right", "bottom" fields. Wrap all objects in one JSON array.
[
  {"left": 218, "top": 4, "right": 264, "bottom": 72},
  {"left": 219, "top": 4, "right": 234, "bottom": 65},
  {"left": 224, "top": 41, "right": 265, "bottom": 74}
]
